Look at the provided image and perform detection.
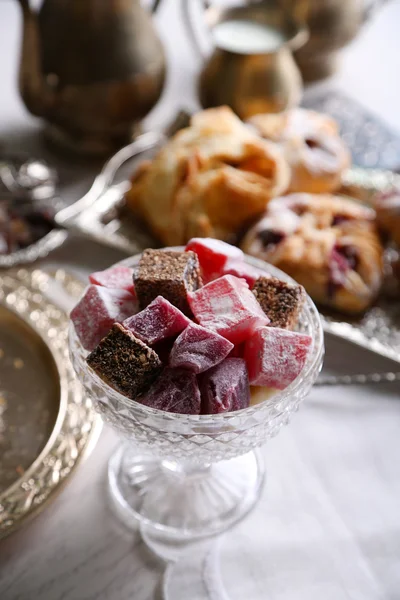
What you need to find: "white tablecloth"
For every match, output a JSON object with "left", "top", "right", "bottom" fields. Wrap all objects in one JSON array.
[{"left": 0, "top": 1, "right": 400, "bottom": 598}]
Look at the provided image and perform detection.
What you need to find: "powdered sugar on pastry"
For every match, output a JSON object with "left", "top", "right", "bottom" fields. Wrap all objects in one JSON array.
[
  {"left": 248, "top": 108, "right": 350, "bottom": 194},
  {"left": 242, "top": 193, "right": 383, "bottom": 314}
]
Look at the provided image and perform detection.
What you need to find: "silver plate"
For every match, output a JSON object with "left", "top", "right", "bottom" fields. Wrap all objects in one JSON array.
[{"left": 0, "top": 268, "right": 102, "bottom": 539}]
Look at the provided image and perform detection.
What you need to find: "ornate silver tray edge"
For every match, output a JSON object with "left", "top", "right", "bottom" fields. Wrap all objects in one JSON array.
[{"left": 0, "top": 269, "right": 102, "bottom": 539}]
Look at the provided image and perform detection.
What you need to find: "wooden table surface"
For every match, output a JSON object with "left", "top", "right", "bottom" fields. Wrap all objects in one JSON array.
[{"left": 0, "top": 1, "right": 400, "bottom": 599}]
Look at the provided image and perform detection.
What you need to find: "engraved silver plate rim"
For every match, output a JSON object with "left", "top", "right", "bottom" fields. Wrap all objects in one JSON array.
[
  {"left": 0, "top": 229, "right": 68, "bottom": 269},
  {"left": 0, "top": 269, "right": 102, "bottom": 540}
]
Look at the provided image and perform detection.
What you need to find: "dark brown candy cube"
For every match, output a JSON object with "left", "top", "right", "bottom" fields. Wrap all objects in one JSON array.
[
  {"left": 135, "top": 249, "right": 202, "bottom": 315},
  {"left": 252, "top": 276, "right": 305, "bottom": 330},
  {"left": 87, "top": 323, "right": 162, "bottom": 400}
]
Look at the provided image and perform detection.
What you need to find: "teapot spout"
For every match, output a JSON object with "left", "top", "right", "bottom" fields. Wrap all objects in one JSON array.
[{"left": 17, "top": 0, "right": 57, "bottom": 116}]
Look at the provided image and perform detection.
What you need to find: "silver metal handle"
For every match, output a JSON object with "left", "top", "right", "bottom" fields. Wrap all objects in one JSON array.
[
  {"left": 55, "top": 131, "right": 165, "bottom": 229},
  {"left": 55, "top": 109, "right": 191, "bottom": 231}
]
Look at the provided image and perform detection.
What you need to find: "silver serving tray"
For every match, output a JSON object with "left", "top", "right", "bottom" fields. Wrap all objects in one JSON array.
[{"left": 4, "top": 132, "right": 400, "bottom": 364}]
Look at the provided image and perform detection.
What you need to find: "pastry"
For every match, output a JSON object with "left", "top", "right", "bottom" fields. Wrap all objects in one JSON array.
[
  {"left": 125, "top": 106, "right": 290, "bottom": 245},
  {"left": 375, "top": 188, "right": 400, "bottom": 246},
  {"left": 248, "top": 108, "right": 351, "bottom": 194},
  {"left": 242, "top": 193, "right": 384, "bottom": 313}
]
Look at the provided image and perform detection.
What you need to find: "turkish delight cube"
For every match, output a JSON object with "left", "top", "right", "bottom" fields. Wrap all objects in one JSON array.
[
  {"left": 71, "top": 285, "right": 137, "bottom": 351},
  {"left": 123, "top": 296, "right": 190, "bottom": 346},
  {"left": 185, "top": 238, "right": 243, "bottom": 283},
  {"left": 169, "top": 323, "right": 233, "bottom": 373},
  {"left": 87, "top": 323, "right": 162, "bottom": 399},
  {"left": 200, "top": 358, "right": 250, "bottom": 414},
  {"left": 188, "top": 275, "right": 269, "bottom": 344},
  {"left": 221, "top": 259, "right": 264, "bottom": 288},
  {"left": 89, "top": 265, "right": 135, "bottom": 295},
  {"left": 228, "top": 342, "right": 245, "bottom": 359},
  {"left": 244, "top": 327, "right": 312, "bottom": 389},
  {"left": 252, "top": 276, "right": 305, "bottom": 330},
  {"left": 135, "top": 249, "right": 202, "bottom": 315},
  {"left": 140, "top": 368, "right": 201, "bottom": 414}
]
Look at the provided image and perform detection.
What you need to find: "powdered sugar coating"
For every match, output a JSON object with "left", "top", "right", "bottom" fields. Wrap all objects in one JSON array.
[
  {"left": 140, "top": 368, "right": 201, "bottom": 414},
  {"left": 71, "top": 285, "right": 138, "bottom": 351},
  {"left": 185, "top": 238, "right": 243, "bottom": 283},
  {"left": 244, "top": 327, "right": 312, "bottom": 389},
  {"left": 89, "top": 266, "right": 135, "bottom": 295},
  {"left": 221, "top": 259, "right": 264, "bottom": 287},
  {"left": 169, "top": 323, "right": 233, "bottom": 373},
  {"left": 188, "top": 275, "right": 269, "bottom": 344},
  {"left": 123, "top": 296, "right": 190, "bottom": 346},
  {"left": 200, "top": 358, "right": 250, "bottom": 414}
]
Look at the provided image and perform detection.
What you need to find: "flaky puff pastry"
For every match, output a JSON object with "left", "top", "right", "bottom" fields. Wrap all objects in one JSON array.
[
  {"left": 248, "top": 108, "right": 351, "bottom": 194},
  {"left": 125, "top": 107, "right": 290, "bottom": 245},
  {"left": 242, "top": 194, "right": 383, "bottom": 314}
]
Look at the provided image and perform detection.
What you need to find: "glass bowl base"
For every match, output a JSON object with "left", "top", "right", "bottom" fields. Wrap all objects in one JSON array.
[{"left": 108, "top": 445, "right": 265, "bottom": 543}]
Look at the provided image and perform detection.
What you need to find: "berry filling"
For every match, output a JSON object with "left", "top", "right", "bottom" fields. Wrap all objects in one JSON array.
[
  {"left": 328, "top": 245, "right": 359, "bottom": 297},
  {"left": 304, "top": 138, "right": 319, "bottom": 149},
  {"left": 331, "top": 214, "right": 351, "bottom": 227},
  {"left": 257, "top": 230, "right": 285, "bottom": 251}
]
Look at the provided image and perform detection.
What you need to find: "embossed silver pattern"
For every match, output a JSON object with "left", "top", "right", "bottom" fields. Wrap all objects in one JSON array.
[{"left": 0, "top": 269, "right": 101, "bottom": 539}]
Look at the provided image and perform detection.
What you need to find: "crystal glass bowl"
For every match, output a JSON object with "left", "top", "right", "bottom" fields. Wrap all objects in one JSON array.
[{"left": 69, "top": 252, "right": 324, "bottom": 543}]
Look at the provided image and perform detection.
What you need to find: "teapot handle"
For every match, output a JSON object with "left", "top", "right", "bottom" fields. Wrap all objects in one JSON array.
[{"left": 181, "top": 0, "right": 215, "bottom": 59}]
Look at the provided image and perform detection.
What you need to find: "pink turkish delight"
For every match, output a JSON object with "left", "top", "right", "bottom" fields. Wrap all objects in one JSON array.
[
  {"left": 141, "top": 368, "right": 201, "bottom": 414},
  {"left": 185, "top": 238, "right": 243, "bottom": 283},
  {"left": 200, "top": 358, "right": 250, "bottom": 414},
  {"left": 244, "top": 327, "right": 312, "bottom": 389},
  {"left": 221, "top": 259, "right": 264, "bottom": 288},
  {"left": 188, "top": 275, "right": 269, "bottom": 344},
  {"left": 89, "top": 265, "right": 135, "bottom": 295},
  {"left": 153, "top": 338, "right": 175, "bottom": 364},
  {"left": 71, "top": 285, "right": 137, "bottom": 351},
  {"left": 123, "top": 296, "right": 190, "bottom": 346},
  {"left": 228, "top": 343, "right": 245, "bottom": 359},
  {"left": 169, "top": 323, "right": 233, "bottom": 373}
]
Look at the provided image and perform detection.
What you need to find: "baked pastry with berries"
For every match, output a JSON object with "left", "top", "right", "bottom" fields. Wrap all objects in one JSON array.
[
  {"left": 248, "top": 108, "right": 351, "bottom": 195},
  {"left": 125, "top": 106, "right": 290, "bottom": 246},
  {"left": 242, "top": 193, "right": 383, "bottom": 314},
  {"left": 375, "top": 187, "right": 400, "bottom": 246}
]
